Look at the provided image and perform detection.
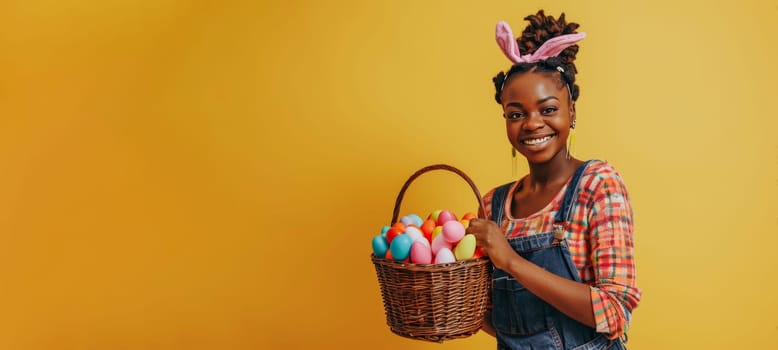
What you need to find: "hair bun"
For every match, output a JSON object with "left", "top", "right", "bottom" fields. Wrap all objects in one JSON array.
[{"left": 518, "top": 10, "right": 580, "bottom": 72}]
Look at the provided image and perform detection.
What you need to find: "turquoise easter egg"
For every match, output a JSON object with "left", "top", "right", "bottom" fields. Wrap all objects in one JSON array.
[
  {"left": 389, "top": 234, "right": 413, "bottom": 261},
  {"left": 372, "top": 234, "right": 389, "bottom": 258}
]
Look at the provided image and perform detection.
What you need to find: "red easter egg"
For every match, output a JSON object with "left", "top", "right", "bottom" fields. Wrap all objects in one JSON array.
[
  {"left": 392, "top": 222, "right": 406, "bottom": 231},
  {"left": 386, "top": 227, "right": 403, "bottom": 244},
  {"left": 461, "top": 212, "right": 477, "bottom": 221},
  {"left": 385, "top": 249, "right": 394, "bottom": 260},
  {"left": 420, "top": 220, "right": 436, "bottom": 241},
  {"left": 473, "top": 246, "right": 485, "bottom": 259}
]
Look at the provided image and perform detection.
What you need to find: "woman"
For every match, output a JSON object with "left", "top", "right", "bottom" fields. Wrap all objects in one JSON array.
[{"left": 467, "top": 10, "right": 642, "bottom": 349}]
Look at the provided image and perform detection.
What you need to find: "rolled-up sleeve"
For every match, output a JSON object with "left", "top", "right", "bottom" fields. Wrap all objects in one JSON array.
[{"left": 587, "top": 171, "right": 641, "bottom": 339}]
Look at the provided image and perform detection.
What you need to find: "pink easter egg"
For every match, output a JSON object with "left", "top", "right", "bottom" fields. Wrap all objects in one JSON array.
[
  {"left": 442, "top": 220, "right": 466, "bottom": 243},
  {"left": 431, "top": 233, "right": 453, "bottom": 255},
  {"left": 410, "top": 240, "right": 432, "bottom": 264},
  {"left": 436, "top": 210, "right": 458, "bottom": 226}
]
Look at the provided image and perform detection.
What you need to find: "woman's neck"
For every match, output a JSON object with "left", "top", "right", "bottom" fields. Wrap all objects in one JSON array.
[{"left": 526, "top": 152, "right": 579, "bottom": 190}]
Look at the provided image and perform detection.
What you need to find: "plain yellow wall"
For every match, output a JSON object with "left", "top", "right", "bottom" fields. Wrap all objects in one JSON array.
[{"left": 1, "top": 0, "right": 776, "bottom": 349}]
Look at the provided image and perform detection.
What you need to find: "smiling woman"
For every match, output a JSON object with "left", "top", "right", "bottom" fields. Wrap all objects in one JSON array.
[
  {"left": 1, "top": 0, "right": 776, "bottom": 349},
  {"left": 501, "top": 74, "right": 573, "bottom": 165},
  {"left": 465, "top": 10, "right": 641, "bottom": 350}
]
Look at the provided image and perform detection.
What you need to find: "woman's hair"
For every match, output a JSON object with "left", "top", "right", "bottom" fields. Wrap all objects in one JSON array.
[{"left": 493, "top": 10, "right": 581, "bottom": 104}]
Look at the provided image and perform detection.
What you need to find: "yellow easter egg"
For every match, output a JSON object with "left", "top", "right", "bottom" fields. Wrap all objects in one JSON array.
[{"left": 454, "top": 234, "right": 476, "bottom": 261}]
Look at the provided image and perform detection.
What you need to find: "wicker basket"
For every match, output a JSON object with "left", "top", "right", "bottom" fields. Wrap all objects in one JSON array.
[{"left": 371, "top": 164, "right": 492, "bottom": 342}]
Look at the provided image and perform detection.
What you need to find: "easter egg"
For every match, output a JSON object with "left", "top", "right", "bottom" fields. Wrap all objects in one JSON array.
[
  {"left": 408, "top": 214, "right": 424, "bottom": 227},
  {"left": 435, "top": 247, "right": 456, "bottom": 264},
  {"left": 431, "top": 226, "right": 443, "bottom": 241},
  {"left": 454, "top": 234, "right": 476, "bottom": 261},
  {"left": 410, "top": 240, "right": 432, "bottom": 264},
  {"left": 431, "top": 233, "right": 453, "bottom": 255},
  {"left": 385, "top": 227, "right": 403, "bottom": 244},
  {"left": 420, "top": 220, "right": 435, "bottom": 237},
  {"left": 404, "top": 226, "right": 424, "bottom": 242},
  {"left": 392, "top": 222, "right": 406, "bottom": 231},
  {"left": 380, "top": 225, "right": 391, "bottom": 235},
  {"left": 436, "top": 210, "right": 458, "bottom": 226},
  {"left": 415, "top": 236, "right": 430, "bottom": 247},
  {"left": 390, "top": 234, "right": 413, "bottom": 261},
  {"left": 460, "top": 219, "right": 470, "bottom": 229},
  {"left": 473, "top": 246, "right": 485, "bottom": 259},
  {"left": 461, "top": 212, "right": 477, "bottom": 221},
  {"left": 442, "top": 220, "right": 466, "bottom": 243},
  {"left": 400, "top": 215, "right": 416, "bottom": 227},
  {"left": 372, "top": 235, "right": 389, "bottom": 258},
  {"left": 385, "top": 248, "right": 393, "bottom": 260},
  {"left": 428, "top": 209, "right": 442, "bottom": 222}
]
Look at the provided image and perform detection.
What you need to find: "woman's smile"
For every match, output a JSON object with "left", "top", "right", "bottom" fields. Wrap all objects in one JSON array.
[{"left": 520, "top": 133, "right": 557, "bottom": 147}]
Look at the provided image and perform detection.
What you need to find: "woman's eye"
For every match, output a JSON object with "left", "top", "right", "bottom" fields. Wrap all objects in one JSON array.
[
  {"left": 542, "top": 107, "right": 558, "bottom": 114},
  {"left": 505, "top": 112, "right": 524, "bottom": 120}
]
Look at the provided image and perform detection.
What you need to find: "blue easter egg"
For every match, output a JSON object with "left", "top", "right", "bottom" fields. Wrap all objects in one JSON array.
[
  {"left": 400, "top": 216, "right": 415, "bottom": 227},
  {"left": 409, "top": 214, "right": 423, "bottom": 227},
  {"left": 390, "top": 234, "right": 413, "bottom": 261},
  {"left": 372, "top": 234, "right": 389, "bottom": 258}
]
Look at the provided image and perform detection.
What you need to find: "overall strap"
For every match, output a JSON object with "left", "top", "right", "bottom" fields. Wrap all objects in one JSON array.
[
  {"left": 490, "top": 182, "right": 514, "bottom": 224},
  {"left": 553, "top": 160, "right": 594, "bottom": 224}
]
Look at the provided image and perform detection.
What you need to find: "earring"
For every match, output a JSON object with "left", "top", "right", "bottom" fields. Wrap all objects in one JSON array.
[
  {"left": 511, "top": 147, "right": 517, "bottom": 178},
  {"left": 566, "top": 122, "right": 576, "bottom": 160}
]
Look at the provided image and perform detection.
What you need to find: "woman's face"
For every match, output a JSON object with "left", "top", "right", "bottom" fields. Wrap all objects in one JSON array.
[{"left": 500, "top": 70, "right": 575, "bottom": 165}]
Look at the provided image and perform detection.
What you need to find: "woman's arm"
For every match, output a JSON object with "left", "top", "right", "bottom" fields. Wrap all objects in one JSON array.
[
  {"left": 583, "top": 169, "right": 641, "bottom": 337},
  {"left": 469, "top": 220, "right": 597, "bottom": 327},
  {"left": 468, "top": 166, "right": 641, "bottom": 337}
]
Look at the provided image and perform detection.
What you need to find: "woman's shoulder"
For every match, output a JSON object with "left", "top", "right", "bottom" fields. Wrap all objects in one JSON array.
[
  {"left": 580, "top": 159, "right": 630, "bottom": 196},
  {"left": 582, "top": 159, "right": 619, "bottom": 177}
]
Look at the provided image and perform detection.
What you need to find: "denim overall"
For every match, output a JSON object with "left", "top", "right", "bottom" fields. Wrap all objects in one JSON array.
[{"left": 490, "top": 161, "right": 626, "bottom": 350}]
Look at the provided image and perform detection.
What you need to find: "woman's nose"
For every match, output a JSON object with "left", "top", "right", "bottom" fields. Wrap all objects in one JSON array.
[{"left": 522, "top": 113, "right": 544, "bottom": 130}]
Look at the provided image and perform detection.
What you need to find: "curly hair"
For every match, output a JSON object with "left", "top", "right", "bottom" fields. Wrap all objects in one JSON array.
[{"left": 493, "top": 10, "right": 582, "bottom": 104}]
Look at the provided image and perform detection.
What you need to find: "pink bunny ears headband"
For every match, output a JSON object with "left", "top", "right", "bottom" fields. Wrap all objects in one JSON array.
[
  {"left": 495, "top": 20, "right": 585, "bottom": 98},
  {"left": 495, "top": 20, "right": 585, "bottom": 66}
]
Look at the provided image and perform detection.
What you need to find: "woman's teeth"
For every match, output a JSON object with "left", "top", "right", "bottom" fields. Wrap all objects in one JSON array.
[{"left": 522, "top": 135, "right": 554, "bottom": 145}]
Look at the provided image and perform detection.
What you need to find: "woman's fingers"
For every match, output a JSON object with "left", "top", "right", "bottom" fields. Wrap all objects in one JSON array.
[{"left": 467, "top": 219, "right": 495, "bottom": 248}]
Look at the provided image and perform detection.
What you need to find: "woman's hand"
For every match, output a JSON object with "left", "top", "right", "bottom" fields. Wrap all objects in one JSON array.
[{"left": 466, "top": 218, "right": 516, "bottom": 270}]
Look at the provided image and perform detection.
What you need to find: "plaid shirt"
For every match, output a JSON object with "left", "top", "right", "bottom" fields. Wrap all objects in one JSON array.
[{"left": 483, "top": 160, "right": 641, "bottom": 339}]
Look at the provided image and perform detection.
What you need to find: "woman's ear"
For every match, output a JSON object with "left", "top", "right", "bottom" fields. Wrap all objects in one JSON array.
[{"left": 570, "top": 102, "right": 576, "bottom": 128}]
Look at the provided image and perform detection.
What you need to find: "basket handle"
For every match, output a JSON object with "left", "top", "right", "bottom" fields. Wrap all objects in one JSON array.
[{"left": 391, "top": 164, "right": 487, "bottom": 224}]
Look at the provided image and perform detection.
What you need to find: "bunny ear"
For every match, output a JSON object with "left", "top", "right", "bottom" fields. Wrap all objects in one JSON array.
[
  {"left": 529, "top": 32, "right": 586, "bottom": 61},
  {"left": 495, "top": 21, "right": 524, "bottom": 63}
]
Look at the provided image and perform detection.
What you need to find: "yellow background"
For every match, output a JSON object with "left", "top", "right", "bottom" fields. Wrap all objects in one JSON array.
[{"left": 1, "top": 0, "right": 776, "bottom": 349}]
